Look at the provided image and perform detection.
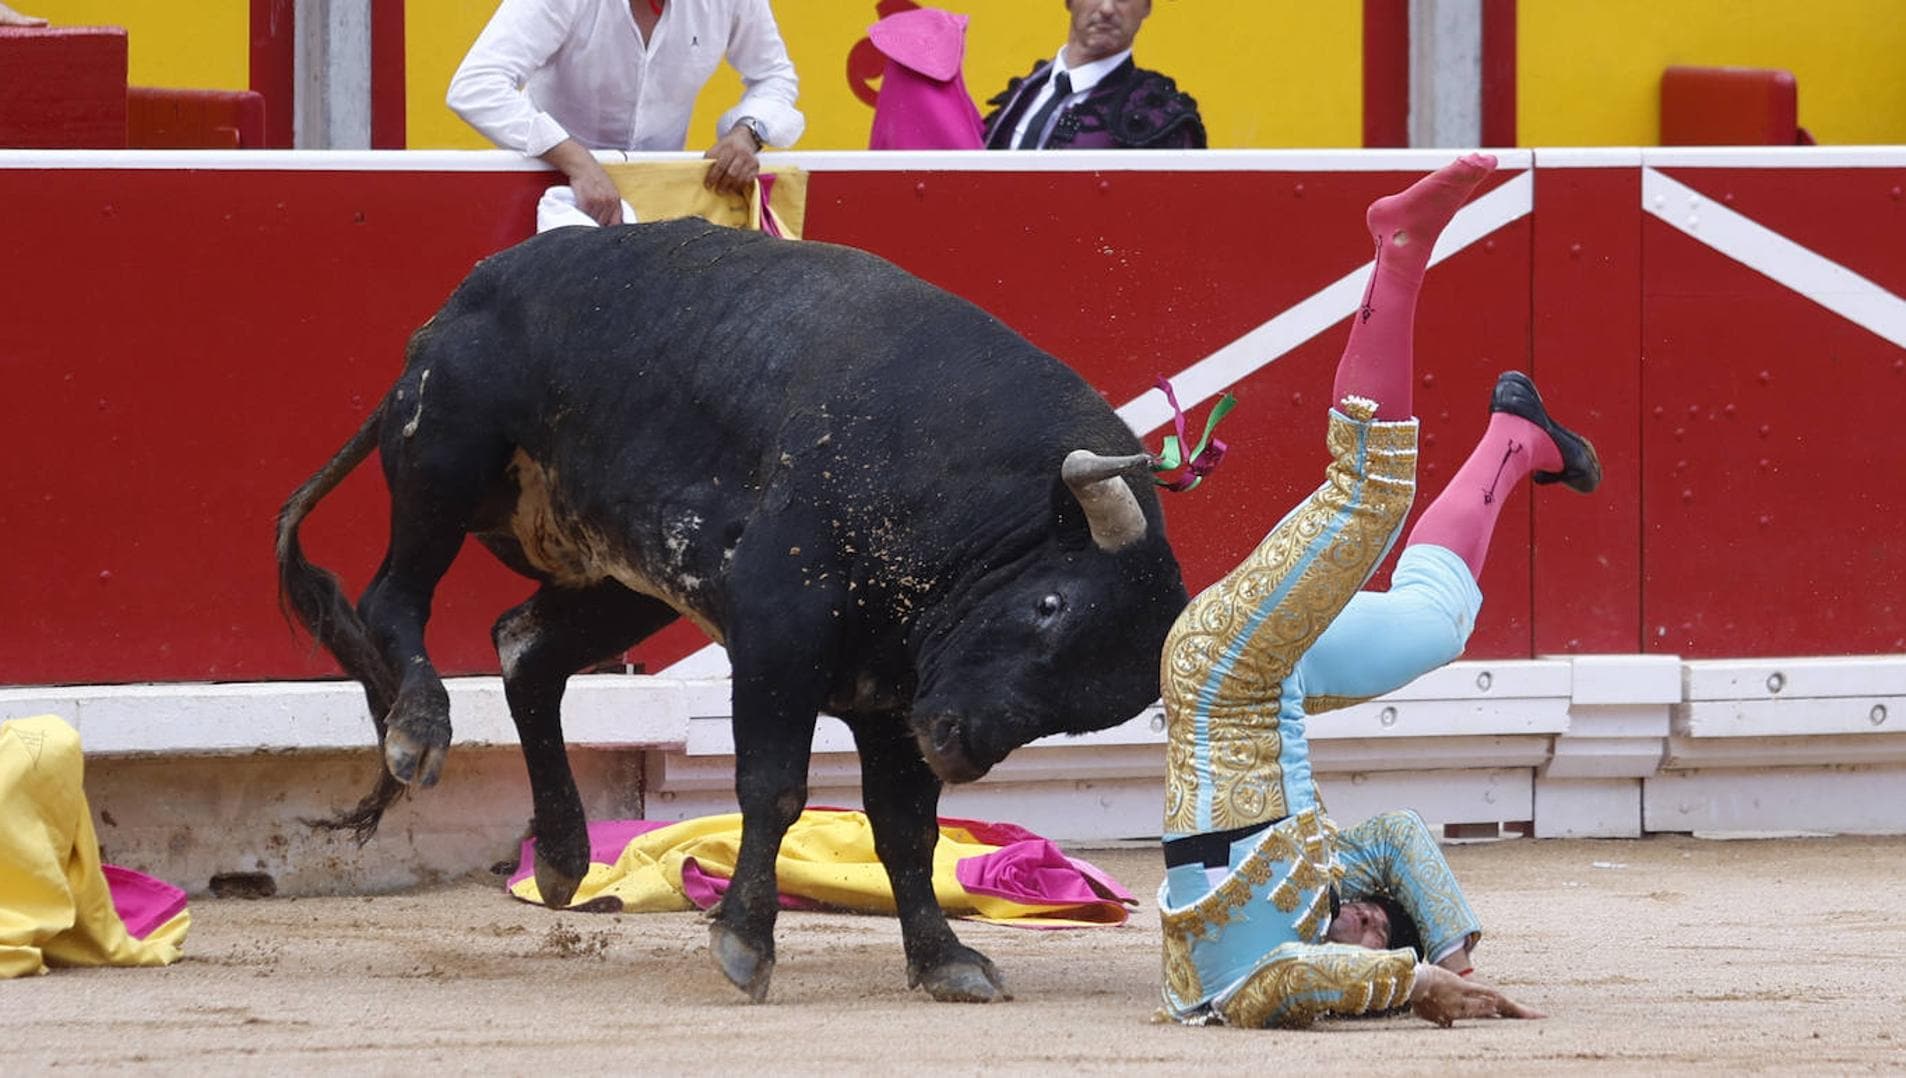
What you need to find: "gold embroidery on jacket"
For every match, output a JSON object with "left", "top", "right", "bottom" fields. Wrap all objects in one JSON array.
[
  {"left": 1216, "top": 944, "right": 1417, "bottom": 1029},
  {"left": 1158, "top": 810, "right": 1346, "bottom": 1014}
]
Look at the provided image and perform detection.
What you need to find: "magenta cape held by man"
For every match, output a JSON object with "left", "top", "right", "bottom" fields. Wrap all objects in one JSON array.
[
  {"left": 508, "top": 808, "right": 1136, "bottom": 927},
  {"left": 866, "top": 6, "right": 984, "bottom": 150}
]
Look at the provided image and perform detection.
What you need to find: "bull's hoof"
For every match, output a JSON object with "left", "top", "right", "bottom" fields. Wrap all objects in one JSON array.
[
  {"left": 532, "top": 819, "right": 591, "bottom": 909},
  {"left": 383, "top": 725, "right": 449, "bottom": 789},
  {"left": 709, "top": 921, "right": 774, "bottom": 1002},
  {"left": 534, "top": 856, "right": 584, "bottom": 910},
  {"left": 911, "top": 955, "right": 1012, "bottom": 1003}
]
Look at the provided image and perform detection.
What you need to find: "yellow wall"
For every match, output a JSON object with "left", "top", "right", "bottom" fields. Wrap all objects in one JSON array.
[
  {"left": 406, "top": 1, "right": 1365, "bottom": 151},
  {"left": 29, "top": 0, "right": 249, "bottom": 91},
  {"left": 29, "top": 2, "right": 1906, "bottom": 149},
  {"left": 1519, "top": 0, "right": 1906, "bottom": 146}
]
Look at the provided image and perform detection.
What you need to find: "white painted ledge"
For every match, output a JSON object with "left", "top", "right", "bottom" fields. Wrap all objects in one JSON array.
[
  {"left": 0, "top": 675, "right": 694, "bottom": 755},
  {"left": 11, "top": 654, "right": 1906, "bottom": 841},
  {"left": 1645, "top": 766, "right": 1906, "bottom": 835},
  {"left": 1673, "top": 656, "right": 1904, "bottom": 738},
  {"left": 1683, "top": 656, "right": 1906, "bottom": 701}
]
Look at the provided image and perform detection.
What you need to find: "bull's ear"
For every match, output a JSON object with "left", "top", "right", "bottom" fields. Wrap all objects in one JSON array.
[{"left": 1062, "top": 450, "right": 1151, "bottom": 552}]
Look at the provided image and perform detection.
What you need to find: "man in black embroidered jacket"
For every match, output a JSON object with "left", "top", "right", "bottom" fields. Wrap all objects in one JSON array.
[{"left": 982, "top": 0, "right": 1206, "bottom": 150}]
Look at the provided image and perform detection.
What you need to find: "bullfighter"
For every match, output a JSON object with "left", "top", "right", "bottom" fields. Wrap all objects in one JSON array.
[{"left": 1156, "top": 153, "right": 1591, "bottom": 1028}]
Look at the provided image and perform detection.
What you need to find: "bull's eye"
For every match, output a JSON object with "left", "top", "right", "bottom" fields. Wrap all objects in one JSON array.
[{"left": 1035, "top": 593, "right": 1065, "bottom": 619}]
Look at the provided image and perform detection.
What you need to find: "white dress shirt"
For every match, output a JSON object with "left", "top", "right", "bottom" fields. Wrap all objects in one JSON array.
[
  {"left": 1008, "top": 46, "right": 1133, "bottom": 149},
  {"left": 447, "top": 0, "right": 804, "bottom": 157}
]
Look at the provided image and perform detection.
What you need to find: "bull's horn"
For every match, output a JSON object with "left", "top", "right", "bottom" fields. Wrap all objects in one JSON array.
[{"left": 1062, "top": 449, "right": 1152, "bottom": 552}]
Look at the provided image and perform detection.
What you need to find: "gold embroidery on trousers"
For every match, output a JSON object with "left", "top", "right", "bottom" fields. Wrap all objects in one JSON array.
[{"left": 1160, "top": 410, "right": 1419, "bottom": 836}]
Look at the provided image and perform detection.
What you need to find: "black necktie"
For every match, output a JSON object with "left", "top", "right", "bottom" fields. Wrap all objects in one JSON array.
[{"left": 1016, "top": 71, "right": 1073, "bottom": 149}]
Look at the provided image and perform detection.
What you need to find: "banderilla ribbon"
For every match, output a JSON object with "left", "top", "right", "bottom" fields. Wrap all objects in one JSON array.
[{"left": 1149, "top": 375, "right": 1237, "bottom": 493}]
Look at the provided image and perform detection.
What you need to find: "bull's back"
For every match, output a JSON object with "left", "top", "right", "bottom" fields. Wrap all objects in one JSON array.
[
  {"left": 457, "top": 221, "right": 1107, "bottom": 427},
  {"left": 413, "top": 220, "right": 1149, "bottom": 625}
]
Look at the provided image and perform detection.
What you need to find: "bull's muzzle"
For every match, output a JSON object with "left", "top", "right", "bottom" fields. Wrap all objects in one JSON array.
[{"left": 917, "top": 714, "right": 989, "bottom": 784}]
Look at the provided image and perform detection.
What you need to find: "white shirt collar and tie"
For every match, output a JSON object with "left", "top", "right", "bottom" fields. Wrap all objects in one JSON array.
[{"left": 1008, "top": 46, "right": 1133, "bottom": 149}]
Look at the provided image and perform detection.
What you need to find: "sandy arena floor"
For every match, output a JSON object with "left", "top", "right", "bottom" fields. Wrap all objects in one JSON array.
[{"left": 15, "top": 834, "right": 1906, "bottom": 1074}]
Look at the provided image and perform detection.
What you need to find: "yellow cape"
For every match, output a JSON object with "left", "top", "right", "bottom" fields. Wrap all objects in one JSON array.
[
  {"left": 1, "top": 715, "right": 189, "bottom": 977},
  {"left": 602, "top": 161, "right": 807, "bottom": 238},
  {"left": 510, "top": 809, "right": 1131, "bottom": 928}
]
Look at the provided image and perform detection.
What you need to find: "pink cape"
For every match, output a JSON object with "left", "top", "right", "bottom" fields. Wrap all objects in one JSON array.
[
  {"left": 867, "top": 7, "right": 984, "bottom": 151},
  {"left": 103, "top": 864, "right": 188, "bottom": 940}
]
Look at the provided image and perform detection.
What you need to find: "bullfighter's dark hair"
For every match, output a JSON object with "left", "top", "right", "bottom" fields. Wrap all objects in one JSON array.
[{"left": 1372, "top": 893, "right": 1424, "bottom": 960}]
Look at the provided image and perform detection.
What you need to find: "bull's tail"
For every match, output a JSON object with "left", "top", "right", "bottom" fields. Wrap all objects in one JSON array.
[{"left": 275, "top": 403, "right": 408, "bottom": 843}]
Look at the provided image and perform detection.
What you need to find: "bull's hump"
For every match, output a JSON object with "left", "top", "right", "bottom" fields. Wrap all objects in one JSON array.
[{"left": 506, "top": 450, "right": 725, "bottom": 642}]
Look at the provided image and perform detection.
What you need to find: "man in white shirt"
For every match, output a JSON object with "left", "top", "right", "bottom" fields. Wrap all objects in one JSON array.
[{"left": 448, "top": 0, "right": 804, "bottom": 226}]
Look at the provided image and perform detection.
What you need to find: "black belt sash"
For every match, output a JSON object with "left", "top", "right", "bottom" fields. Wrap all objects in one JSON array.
[
  {"left": 1162, "top": 817, "right": 1340, "bottom": 917},
  {"left": 1162, "top": 819, "right": 1277, "bottom": 868}
]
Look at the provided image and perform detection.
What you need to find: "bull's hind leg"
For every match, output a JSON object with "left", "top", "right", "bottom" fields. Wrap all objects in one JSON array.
[
  {"left": 849, "top": 715, "right": 1011, "bottom": 1002},
  {"left": 493, "top": 581, "right": 680, "bottom": 909},
  {"left": 357, "top": 408, "right": 513, "bottom": 789}
]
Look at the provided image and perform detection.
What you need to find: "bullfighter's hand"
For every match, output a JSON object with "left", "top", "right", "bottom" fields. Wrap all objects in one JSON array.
[
  {"left": 703, "top": 126, "right": 761, "bottom": 198},
  {"left": 0, "top": 3, "right": 48, "bottom": 26},
  {"left": 1409, "top": 964, "right": 1545, "bottom": 1027}
]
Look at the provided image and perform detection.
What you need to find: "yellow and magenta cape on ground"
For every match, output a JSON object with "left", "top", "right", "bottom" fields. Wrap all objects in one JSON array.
[{"left": 508, "top": 808, "right": 1135, "bottom": 928}]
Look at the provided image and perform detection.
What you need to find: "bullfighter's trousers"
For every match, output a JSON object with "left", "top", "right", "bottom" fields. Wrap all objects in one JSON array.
[{"left": 1155, "top": 399, "right": 1484, "bottom": 1027}]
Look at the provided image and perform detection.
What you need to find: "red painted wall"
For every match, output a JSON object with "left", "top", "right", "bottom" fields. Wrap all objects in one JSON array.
[
  {"left": 1641, "top": 167, "right": 1906, "bottom": 655},
  {"left": 1, "top": 166, "right": 545, "bottom": 683},
  {"left": 1530, "top": 163, "right": 1643, "bottom": 654},
  {"left": 1, "top": 157, "right": 1899, "bottom": 686}
]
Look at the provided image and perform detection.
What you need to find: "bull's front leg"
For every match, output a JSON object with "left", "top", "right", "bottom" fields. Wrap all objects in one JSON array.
[
  {"left": 707, "top": 655, "right": 822, "bottom": 1002},
  {"left": 849, "top": 716, "right": 1011, "bottom": 1003},
  {"left": 493, "top": 581, "right": 680, "bottom": 909}
]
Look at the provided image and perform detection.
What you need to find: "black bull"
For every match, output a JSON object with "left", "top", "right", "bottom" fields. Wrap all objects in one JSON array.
[{"left": 276, "top": 220, "right": 1189, "bottom": 1002}]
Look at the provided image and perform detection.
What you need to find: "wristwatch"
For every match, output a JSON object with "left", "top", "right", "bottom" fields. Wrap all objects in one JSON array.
[{"left": 735, "top": 116, "right": 767, "bottom": 150}]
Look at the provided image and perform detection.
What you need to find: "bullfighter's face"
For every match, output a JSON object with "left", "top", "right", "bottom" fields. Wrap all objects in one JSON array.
[
  {"left": 1065, "top": 0, "right": 1151, "bottom": 65},
  {"left": 1326, "top": 900, "right": 1394, "bottom": 951}
]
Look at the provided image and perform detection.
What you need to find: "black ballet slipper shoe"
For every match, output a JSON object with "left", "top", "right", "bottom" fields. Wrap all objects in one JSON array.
[{"left": 1489, "top": 370, "right": 1602, "bottom": 494}]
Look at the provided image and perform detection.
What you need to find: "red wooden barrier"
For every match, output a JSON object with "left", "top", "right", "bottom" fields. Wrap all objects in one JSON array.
[
  {"left": 127, "top": 87, "right": 266, "bottom": 150},
  {"left": 1660, "top": 66, "right": 1811, "bottom": 146},
  {"left": 0, "top": 154, "right": 1900, "bottom": 685},
  {"left": 1530, "top": 157, "right": 1642, "bottom": 654},
  {"left": 0, "top": 26, "right": 127, "bottom": 149},
  {"left": 1641, "top": 164, "right": 1905, "bottom": 654}
]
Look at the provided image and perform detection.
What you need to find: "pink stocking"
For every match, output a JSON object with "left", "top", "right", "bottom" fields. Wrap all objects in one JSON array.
[
  {"left": 1332, "top": 154, "right": 1496, "bottom": 420},
  {"left": 1405, "top": 412, "right": 1564, "bottom": 579}
]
